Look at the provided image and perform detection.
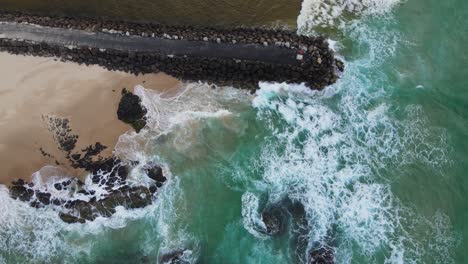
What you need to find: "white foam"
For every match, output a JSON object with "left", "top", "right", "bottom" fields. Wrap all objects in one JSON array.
[
  {"left": 241, "top": 192, "right": 269, "bottom": 239},
  {"left": 244, "top": 11, "right": 456, "bottom": 262},
  {"left": 297, "top": 0, "right": 401, "bottom": 31},
  {"left": 115, "top": 83, "right": 251, "bottom": 162},
  {"left": 134, "top": 83, "right": 251, "bottom": 133},
  {"left": 0, "top": 185, "right": 74, "bottom": 262}
]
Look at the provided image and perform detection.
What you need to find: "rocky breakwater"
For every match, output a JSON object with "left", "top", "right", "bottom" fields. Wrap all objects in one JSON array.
[
  {"left": 7, "top": 90, "right": 165, "bottom": 224},
  {"left": 0, "top": 11, "right": 343, "bottom": 90}
]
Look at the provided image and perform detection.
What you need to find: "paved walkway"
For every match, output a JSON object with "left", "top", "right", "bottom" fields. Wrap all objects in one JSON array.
[{"left": 0, "top": 22, "right": 300, "bottom": 65}]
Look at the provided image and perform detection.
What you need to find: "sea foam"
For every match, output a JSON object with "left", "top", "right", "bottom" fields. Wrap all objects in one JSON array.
[
  {"left": 241, "top": 7, "right": 457, "bottom": 262},
  {"left": 297, "top": 0, "right": 401, "bottom": 32}
]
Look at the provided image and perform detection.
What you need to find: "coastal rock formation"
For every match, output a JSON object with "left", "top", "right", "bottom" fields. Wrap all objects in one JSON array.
[
  {"left": 144, "top": 163, "right": 167, "bottom": 184},
  {"left": 117, "top": 88, "right": 147, "bottom": 132},
  {"left": 159, "top": 249, "right": 192, "bottom": 264},
  {"left": 7, "top": 95, "right": 166, "bottom": 224},
  {"left": 59, "top": 186, "right": 153, "bottom": 224},
  {"left": 256, "top": 198, "right": 336, "bottom": 263},
  {"left": 308, "top": 244, "right": 335, "bottom": 264},
  {"left": 261, "top": 205, "right": 287, "bottom": 236},
  {"left": 8, "top": 158, "right": 162, "bottom": 224},
  {"left": 9, "top": 184, "right": 34, "bottom": 202}
]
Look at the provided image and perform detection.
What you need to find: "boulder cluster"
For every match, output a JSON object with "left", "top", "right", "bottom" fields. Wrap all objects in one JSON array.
[
  {"left": 0, "top": 11, "right": 343, "bottom": 90},
  {"left": 10, "top": 162, "right": 166, "bottom": 224},
  {"left": 8, "top": 91, "right": 166, "bottom": 224}
]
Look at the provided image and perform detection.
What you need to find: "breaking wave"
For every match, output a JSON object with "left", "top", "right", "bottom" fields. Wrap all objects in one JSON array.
[
  {"left": 0, "top": 82, "right": 249, "bottom": 263},
  {"left": 239, "top": 5, "right": 458, "bottom": 262},
  {"left": 297, "top": 0, "right": 401, "bottom": 32}
]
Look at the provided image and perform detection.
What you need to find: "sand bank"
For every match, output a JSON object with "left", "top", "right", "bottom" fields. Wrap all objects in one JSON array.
[{"left": 0, "top": 52, "right": 181, "bottom": 184}]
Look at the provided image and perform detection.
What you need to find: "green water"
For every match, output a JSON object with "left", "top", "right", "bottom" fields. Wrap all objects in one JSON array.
[
  {"left": 0, "top": 0, "right": 300, "bottom": 27},
  {"left": 1, "top": 0, "right": 468, "bottom": 263}
]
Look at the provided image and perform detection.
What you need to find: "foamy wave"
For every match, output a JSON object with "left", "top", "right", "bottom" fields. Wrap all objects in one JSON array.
[
  {"left": 0, "top": 185, "right": 75, "bottom": 262},
  {"left": 0, "top": 175, "right": 187, "bottom": 262},
  {"left": 115, "top": 83, "right": 251, "bottom": 162},
  {"left": 241, "top": 192, "right": 269, "bottom": 239},
  {"left": 297, "top": 0, "right": 401, "bottom": 31},
  {"left": 246, "top": 13, "right": 456, "bottom": 262},
  {"left": 134, "top": 83, "right": 251, "bottom": 133}
]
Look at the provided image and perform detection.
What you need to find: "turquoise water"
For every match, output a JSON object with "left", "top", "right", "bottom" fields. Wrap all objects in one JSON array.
[{"left": 1, "top": 0, "right": 468, "bottom": 263}]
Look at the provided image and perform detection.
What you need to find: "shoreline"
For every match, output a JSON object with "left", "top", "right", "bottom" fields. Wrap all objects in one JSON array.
[{"left": 0, "top": 51, "right": 181, "bottom": 185}]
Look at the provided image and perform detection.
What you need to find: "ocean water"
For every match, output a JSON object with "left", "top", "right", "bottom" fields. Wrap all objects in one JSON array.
[
  {"left": 1, "top": 0, "right": 468, "bottom": 263},
  {"left": 0, "top": 0, "right": 300, "bottom": 27}
]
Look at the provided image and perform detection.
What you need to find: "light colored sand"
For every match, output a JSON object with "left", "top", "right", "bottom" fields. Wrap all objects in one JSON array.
[{"left": 0, "top": 52, "right": 181, "bottom": 184}]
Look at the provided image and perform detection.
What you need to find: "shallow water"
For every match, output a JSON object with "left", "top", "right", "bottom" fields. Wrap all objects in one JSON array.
[
  {"left": 0, "top": 0, "right": 300, "bottom": 27},
  {"left": 1, "top": 0, "right": 468, "bottom": 263}
]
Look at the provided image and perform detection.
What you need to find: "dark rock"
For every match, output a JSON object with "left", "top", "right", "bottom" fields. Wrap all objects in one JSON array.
[
  {"left": 11, "top": 179, "right": 25, "bottom": 186},
  {"left": 57, "top": 186, "right": 153, "bottom": 223},
  {"left": 261, "top": 206, "right": 285, "bottom": 236},
  {"left": 145, "top": 163, "right": 166, "bottom": 183},
  {"left": 59, "top": 212, "right": 86, "bottom": 224},
  {"left": 117, "top": 89, "right": 147, "bottom": 131},
  {"left": 159, "top": 249, "right": 190, "bottom": 264},
  {"left": 36, "top": 192, "right": 51, "bottom": 205},
  {"left": 9, "top": 185, "right": 34, "bottom": 201},
  {"left": 77, "top": 189, "right": 95, "bottom": 196},
  {"left": 51, "top": 198, "right": 62, "bottom": 206},
  {"left": 308, "top": 245, "right": 335, "bottom": 264}
]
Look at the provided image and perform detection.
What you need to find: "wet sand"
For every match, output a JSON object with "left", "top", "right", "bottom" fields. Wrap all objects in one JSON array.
[{"left": 0, "top": 52, "right": 181, "bottom": 184}]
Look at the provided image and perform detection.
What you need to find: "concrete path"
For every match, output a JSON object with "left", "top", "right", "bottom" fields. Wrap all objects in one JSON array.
[{"left": 0, "top": 22, "right": 300, "bottom": 65}]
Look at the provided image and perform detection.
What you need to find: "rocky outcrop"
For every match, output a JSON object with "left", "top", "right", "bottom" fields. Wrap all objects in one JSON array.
[
  {"left": 159, "top": 249, "right": 192, "bottom": 264},
  {"left": 308, "top": 245, "right": 335, "bottom": 264},
  {"left": 9, "top": 159, "right": 162, "bottom": 224},
  {"left": 256, "top": 198, "right": 336, "bottom": 264},
  {"left": 9, "top": 184, "right": 34, "bottom": 202},
  {"left": 8, "top": 102, "right": 166, "bottom": 224},
  {"left": 59, "top": 186, "right": 153, "bottom": 223},
  {"left": 117, "top": 88, "right": 147, "bottom": 132},
  {"left": 144, "top": 162, "right": 167, "bottom": 188},
  {"left": 261, "top": 206, "right": 287, "bottom": 236}
]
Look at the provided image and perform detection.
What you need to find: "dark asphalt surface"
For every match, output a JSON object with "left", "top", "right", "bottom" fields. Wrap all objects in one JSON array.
[{"left": 0, "top": 22, "right": 300, "bottom": 65}]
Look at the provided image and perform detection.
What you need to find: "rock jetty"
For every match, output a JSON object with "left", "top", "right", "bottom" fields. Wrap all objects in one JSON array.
[{"left": 0, "top": 11, "right": 343, "bottom": 90}]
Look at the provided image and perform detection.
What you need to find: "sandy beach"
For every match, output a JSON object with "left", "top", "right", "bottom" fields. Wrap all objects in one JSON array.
[{"left": 0, "top": 52, "right": 181, "bottom": 184}]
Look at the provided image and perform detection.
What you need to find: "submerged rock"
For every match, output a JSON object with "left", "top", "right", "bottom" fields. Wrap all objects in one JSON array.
[
  {"left": 261, "top": 209, "right": 283, "bottom": 236},
  {"left": 308, "top": 245, "right": 335, "bottom": 264},
  {"left": 36, "top": 192, "right": 51, "bottom": 205},
  {"left": 59, "top": 212, "right": 86, "bottom": 224},
  {"left": 117, "top": 89, "right": 147, "bottom": 132},
  {"left": 159, "top": 249, "right": 191, "bottom": 264},
  {"left": 56, "top": 186, "right": 153, "bottom": 224},
  {"left": 259, "top": 201, "right": 292, "bottom": 236}
]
